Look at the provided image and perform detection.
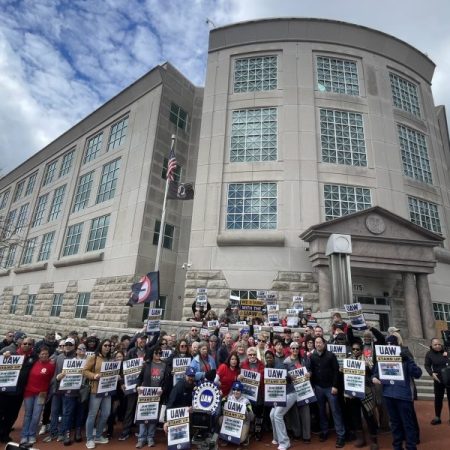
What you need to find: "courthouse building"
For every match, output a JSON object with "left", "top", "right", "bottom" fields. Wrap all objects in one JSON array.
[{"left": 1, "top": 18, "right": 450, "bottom": 338}]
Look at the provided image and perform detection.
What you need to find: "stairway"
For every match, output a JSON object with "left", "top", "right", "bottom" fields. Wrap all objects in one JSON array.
[{"left": 415, "top": 368, "right": 435, "bottom": 400}]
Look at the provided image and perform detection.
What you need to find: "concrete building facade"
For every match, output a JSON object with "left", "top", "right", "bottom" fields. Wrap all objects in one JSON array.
[
  {"left": 184, "top": 18, "right": 450, "bottom": 337},
  {"left": 0, "top": 63, "right": 203, "bottom": 335},
  {"left": 1, "top": 18, "right": 450, "bottom": 337}
]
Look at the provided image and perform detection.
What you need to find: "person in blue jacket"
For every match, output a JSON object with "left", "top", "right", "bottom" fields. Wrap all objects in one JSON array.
[
  {"left": 372, "top": 335, "right": 422, "bottom": 450},
  {"left": 190, "top": 341, "right": 217, "bottom": 381}
]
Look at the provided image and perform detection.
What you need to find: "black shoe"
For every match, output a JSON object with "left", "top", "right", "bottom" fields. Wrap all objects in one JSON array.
[
  {"left": 303, "top": 438, "right": 311, "bottom": 444},
  {"left": 63, "top": 432, "right": 72, "bottom": 446},
  {"left": 319, "top": 433, "right": 328, "bottom": 442},
  {"left": 431, "top": 417, "right": 441, "bottom": 425},
  {"left": 118, "top": 433, "right": 130, "bottom": 441},
  {"left": 336, "top": 437, "right": 345, "bottom": 448},
  {"left": 74, "top": 429, "right": 82, "bottom": 443}
]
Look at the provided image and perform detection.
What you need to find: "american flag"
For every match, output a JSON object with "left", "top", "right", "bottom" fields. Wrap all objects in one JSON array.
[{"left": 166, "top": 147, "right": 177, "bottom": 181}]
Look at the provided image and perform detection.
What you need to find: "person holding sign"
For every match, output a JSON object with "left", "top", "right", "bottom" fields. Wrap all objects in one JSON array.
[
  {"left": 190, "top": 341, "right": 217, "bottom": 382},
  {"left": 83, "top": 339, "right": 114, "bottom": 449},
  {"left": 136, "top": 346, "right": 171, "bottom": 447},
  {"left": 219, "top": 381, "right": 254, "bottom": 446},
  {"left": 215, "top": 352, "right": 240, "bottom": 397},
  {"left": 372, "top": 336, "right": 422, "bottom": 450},
  {"left": 20, "top": 346, "right": 55, "bottom": 446}
]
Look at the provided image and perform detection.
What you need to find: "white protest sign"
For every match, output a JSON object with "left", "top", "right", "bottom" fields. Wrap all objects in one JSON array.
[
  {"left": 288, "top": 367, "right": 316, "bottom": 405},
  {"left": 328, "top": 344, "right": 347, "bottom": 369},
  {"left": 146, "top": 308, "right": 162, "bottom": 335},
  {"left": 96, "top": 360, "right": 121, "bottom": 397},
  {"left": 241, "top": 369, "right": 260, "bottom": 403},
  {"left": 123, "top": 358, "right": 144, "bottom": 394},
  {"left": 135, "top": 387, "right": 160, "bottom": 422},
  {"left": 264, "top": 367, "right": 286, "bottom": 406},
  {"left": 344, "top": 303, "right": 367, "bottom": 331},
  {"left": 343, "top": 358, "right": 366, "bottom": 398},
  {"left": 375, "top": 345, "right": 404, "bottom": 385},
  {"left": 172, "top": 358, "right": 191, "bottom": 386},
  {"left": 219, "top": 399, "right": 246, "bottom": 444},
  {"left": 167, "top": 407, "right": 190, "bottom": 450},
  {"left": 0, "top": 355, "right": 24, "bottom": 392},
  {"left": 59, "top": 358, "right": 86, "bottom": 391}
]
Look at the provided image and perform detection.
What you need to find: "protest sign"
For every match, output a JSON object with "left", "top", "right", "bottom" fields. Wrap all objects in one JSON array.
[
  {"left": 239, "top": 298, "right": 264, "bottom": 319},
  {"left": 172, "top": 358, "right": 191, "bottom": 386},
  {"left": 288, "top": 367, "right": 316, "bottom": 405},
  {"left": 292, "top": 295, "right": 304, "bottom": 312},
  {"left": 229, "top": 295, "right": 240, "bottom": 307},
  {"left": 123, "top": 358, "right": 143, "bottom": 394},
  {"left": 0, "top": 355, "right": 24, "bottom": 392},
  {"left": 344, "top": 303, "right": 368, "bottom": 331},
  {"left": 59, "top": 358, "right": 86, "bottom": 391},
  {"left": 167, "top": 407, "right": 190, "bottom": 450},
  {"left": 196, "top": 293, "right": 208, "bottom": 309},
  {"left": 328, "top": 344, "right": 347, "bottom": 369},
  {"left": 343, "top": 358, "right": 366, "bottom": 398},
  {"left": 375, "top": 345, "right": 404, "bottom": 385},
  {"left": 286, "top": 309, "right": 299, "bottom": 327},
  {"left": 146, "top": 308, "right": 162, "bottom": 335},
  {"left": 264, "top": 368, "right": 286, "bottom": 406},
  {"left": 219, "top": 399, "right": 246, "bottom": 444},
  {"left": 97, "top": 360, "right": 121, "bottom": 397},
  {"left": 135, "top": 387, "right": 160, "bottom": 423},
  {"left": 200, "top": 328, "right": 210, "bottom": 340},
  {"left": 241, "top": 369, "right": 260, "bottom": 403}
]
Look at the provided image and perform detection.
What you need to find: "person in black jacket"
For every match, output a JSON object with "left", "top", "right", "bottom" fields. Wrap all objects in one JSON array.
[
  {"left": 309, "top": 336, "right": 346, "bottom": 448},
  {"left": 0, "top": 330, "right": 14, "bottom": 351},
  {"left": 35, "top": 331, "right": 59, "bottom": 357},
  {"left": 424, "top": 337, "right": 450, "bottom": 425}
]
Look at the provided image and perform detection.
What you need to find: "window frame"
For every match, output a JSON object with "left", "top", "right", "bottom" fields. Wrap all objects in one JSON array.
[
  {"left": 107, "top": 116, "right": 129, "bottom": 151},
  {"left": 38, "top": 231, "right": 55, "bottom": 261},
  {"left": 324, "top": 184, "right": 372, "bottom": 221},
  {"left": 390, "top": 72, "right": 421, "bottom": 117},
  {"left": 25, "top": 294, "right": 36, "bottom": 315},
  {"left": 50, "top": 293, "right": 64, "bottom": 317},
  {"left": 25, "top": 172, "right": 38, "bottom": 197},
  {"left": 21, "top": 237, "right": 37, "bottom": 265},
  {"left": 169, "top": 103, "right": 188, "bottom": 130},
  {"left": 75, "top": 292, "right": 90, "bottom": 319},
  {"left": 42, "top": 160, "right": 58, "bottom": 186},
  {"left": 316, "top": 56, "right": 360, "bottom": 96},
  {"left": 86, "top": 214, "right": 110, "bottom": 252},
  {"left": 408, "top": 196, "right": 441, "bottom": 234},
  {"left": 31, "top": 193, "right": 49, "bottom": 228},
  {"left": 48, "top": 185, "right": 66, "bottom": 221},
  {"left": 152, "top": 220, "right": 175, "bottom": 250},
  {"left": 72, "top": 171, "right": 94, "bottom": 212},
  {"left": 12, "top": 179, "right": 25, "bottom": 203},
  {"left": 233, "top": 55, "right": 278, "bottom": 93},
  {"left": 59, "top": 149, "right": 75, "bottom": 177},
  {"left": 63, "top": 222, "right": 84, "bottom": 256},
  {"left": 96, "top": 159, "right": 121, "bottom": 204},
  {"left": 9, "top": 295, "right": 19, "bottom": 314},
  {"left": 84, "top": 132, "right": 104, "bottom": 163}
]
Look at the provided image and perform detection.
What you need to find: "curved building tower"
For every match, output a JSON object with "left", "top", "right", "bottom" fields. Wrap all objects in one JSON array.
[{"left": 185, "top": 18, "right": 450, "bottom": 338}]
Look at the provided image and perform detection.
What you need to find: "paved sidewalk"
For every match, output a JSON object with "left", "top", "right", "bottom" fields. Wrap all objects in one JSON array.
[{"left": 8, "top": 400, "right": 449, "bottom": 450}]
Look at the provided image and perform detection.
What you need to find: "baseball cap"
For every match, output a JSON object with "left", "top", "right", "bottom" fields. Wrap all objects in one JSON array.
[
  {"left": 231, "top": 381, "right": 243, "bottom": 391},
  {"left": 14, "top": 331, "right": 27, "bottom": 341},
  {"left": 185, "top": 367, "right": 195, "bottom": 377},
  {"left": 65, "top": 338, "right": 75, "bottom": 346},
  {"left": 386, "top": 335, "right": 399, "bottom": 345},
  {"left": 388, "top": 327, "right": 400, "bottom": 334}
]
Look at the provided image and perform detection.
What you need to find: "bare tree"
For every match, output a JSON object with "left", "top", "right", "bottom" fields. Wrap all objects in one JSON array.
[{"left": 0, "top": 215, "right": 27, "bottom": 270}]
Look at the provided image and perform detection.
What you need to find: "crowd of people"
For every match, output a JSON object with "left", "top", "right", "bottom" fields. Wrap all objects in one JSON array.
[{"left": 0, "top": 306, "right": 448, "bottom": 450}]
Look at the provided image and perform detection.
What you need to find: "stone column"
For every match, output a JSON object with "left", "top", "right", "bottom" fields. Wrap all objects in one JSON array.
[
  {"left": 402, "top": 273, "right": 423, "bottom": 339},
  {"left": 317, "top": 266, "right": 332, "bottom": 313},
  {"left": 416, "top": 273, "right": 436, "bottom": 340}
]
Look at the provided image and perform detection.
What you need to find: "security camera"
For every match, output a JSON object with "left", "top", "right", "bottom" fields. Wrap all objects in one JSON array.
[{"left": 182, "top": 263, "right": 192, "bottom": 269}]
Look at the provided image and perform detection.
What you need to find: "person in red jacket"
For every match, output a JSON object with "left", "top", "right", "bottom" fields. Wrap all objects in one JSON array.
[
  {"left": 20, "top": 346, "right": 55, "bottom": 446},
  {"left": 215, "top": 351, "right": 240, "bottom": 397},
  {"left": 239, "top": 346, "right": 265, "bottom": 440}
]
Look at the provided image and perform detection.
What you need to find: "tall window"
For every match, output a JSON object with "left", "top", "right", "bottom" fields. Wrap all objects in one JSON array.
[
  {"left": 108, "top": 116, "right": 128, "bottom": 151},
  {"left": 324, "top": 184, "right": 372, "bottom": 220},
  {"left": 169, "top": 103, "right": 187, "bottom": 130},
  {"left": 0, "top": 248, "right": 5, "bottom": 268},
  {"left": 12, "top": 180, "right": 25, "bottom": 202},
  {"left": 72, "top": 172, "right": 94, "bottom": 212},
  {"left": 234, "top": 55, "right": 277, "bottom": 93},
  {"left": 50, "top": 293, "right": 64, "bottom": 317},
  {"left": 75, "top": 293, "right": 90, "bottom": 319},
  {"left": 21, "top": 237, "right": 37, "bottom": 265},
  {"left": 31, "top": 194, "right": 49, "bottom": 227},
  {"left": 59, "top": 149, "right": 75, "bottom": 177},
  {"left": 63, "top": 222, "right": 83, "bottom": 256},
  {"left": 38, "top": 231, "right": 55, "bottom": 261},
  {"left": 408, "top": 196, "right": 441, "bottom": 233},
  {"left": 316, "top": 56, "right": 359, "bottom": 95},
  {"left": 390, "top": 73, "right": 421, "bottom": 117},
  {"left": 48, "top": 185, "right": 66, "bottom": 221},
  {"left": 4, "top": 244, "right": 17, "bottom": 268},
  {"left": 84, "top": 133, "right": 103, "bottom": 163},
  {"left": 25, "top": 172, "right": 38, "bottom": 196},
  {"left": 16, "top": 203, "right": 29, "bottom": 232},
  {"left": 230, "top": 108, "right": 277, "bottom": 162},
  {"left": 320, "top": 109, "right": 367, "bottom": 166},
  {"left": 25, "top": 294, "right": 36, "bottom": 315},
  {"left": 397, "top": 124, "right": 432, "bottom": 184},
  {"left": 42, "top": 160, "right": 58, "bottom": 186},
  {"left": 9, "top": 295, "right": 19, "bottom": 314},
  {"left": 86, "top": 215, "right": 110, "bottom": 251},
  {"left": 152, "top": 220, "right": 175, "bottom": 250},
  {"left": 4, "top": 209, "right": 17, "bottom": 237},
  {"left": 0, "top": 190, "right": 10, "bottom": 210},
  {"left": 96, "top": 159, "right": 121, "bottom": 204},
  {"left": 227, "top": 182, "right": 277, "bottom": 230},
  {"left": 162, "top": 157, "right": 182, "bottom": 182}
]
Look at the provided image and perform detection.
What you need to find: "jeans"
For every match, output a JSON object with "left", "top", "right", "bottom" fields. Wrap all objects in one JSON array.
[
  {"left": 314, "top": 385, "right": 345, "bottom": 439},
  {"left": 138, "top": 422, "right": 157, "bottom": 443},
  {"left": 384, "top": 397, "right": 417, "bottom": 450},
  {"left": 48, "top": 394, "right": 63, "bottom": 437},
  {"left": 62, "top": 396, "right": 78, "bottom": 434},
  {"left": 269, "top": 392, "right": 297, "bottom": 448},
  {"left": 21, "top": 396, "right": 45, "bottom": 440},
  {"left": 85, "top": 394, "right": 112, "bottom": 441}
]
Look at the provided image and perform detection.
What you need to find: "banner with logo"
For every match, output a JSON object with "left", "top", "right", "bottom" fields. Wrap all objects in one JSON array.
[
  {"left": 96, "top": 360, "right": 121, "bottom": 397},
  {"left": 192, "top": 381, "right": 221, "bottom": 414},
  {"left": 59, "top": 358, "right": 86, "bottom": 391},
  {"left": 241, "top": 369, "right": 260, "bottom": 403},
  {"left": 135, "top": 387, "right": 160, "bottom": 423},
  {"left": 172, "top": 357, "right": 191, "bottom": 386},
  {"left": 375, "top": 345, "right": 404, "bottom": 385},
  {"left": 328, "top": 344, "right": 347, "bottom": 369},
  {"left": 219, "top": 399, "right": 246, "bottom": 444},
  {"left": 288, "top": 367, "right": 317, "bottom": 406},
  {"left": 264, "top": 368, "right": 286, "bottom": 406},
  {"left": 123, "top": 358, "right": 144, "bottom": 394},
  {"left": 343, "top": 358, "right": 366, "bottom": 399},
  {"left": 167, "top": 407, "right": 190, "bottom": 450},
  {"left": 344, "top": 303, "right": 368, "bottom": 331},
  {"left": 0, "top": 355, "right": 24, "bottom": 392}
]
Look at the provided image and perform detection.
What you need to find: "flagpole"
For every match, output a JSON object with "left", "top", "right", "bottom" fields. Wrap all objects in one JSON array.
[{"left": 155, "top": 134, "right": 176, "bottom": 273}]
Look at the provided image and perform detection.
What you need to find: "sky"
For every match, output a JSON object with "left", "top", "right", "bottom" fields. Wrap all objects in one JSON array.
[{"left": 1, "top": 0, "right": 449, "bottom": 175}]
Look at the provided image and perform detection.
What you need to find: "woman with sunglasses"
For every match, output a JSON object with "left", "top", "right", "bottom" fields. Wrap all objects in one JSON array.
[
  {"left": 190, "top": 341, "right": 217, "bottom": 381},
  {"left": 83, "top": 339, "right": 114, "bottom": 449},
  {"left": 348, "top": 341, "right": 379, "bottom": 450}
]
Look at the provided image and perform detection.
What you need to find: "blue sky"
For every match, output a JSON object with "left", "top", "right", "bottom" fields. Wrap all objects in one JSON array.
[{"left": 1, "top": 0, "right": 449, "bottom": 174}]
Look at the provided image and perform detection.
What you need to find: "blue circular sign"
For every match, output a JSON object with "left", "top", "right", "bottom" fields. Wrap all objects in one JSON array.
[{"left": 199, "top": 389, "right": 214, "bottom": 408}]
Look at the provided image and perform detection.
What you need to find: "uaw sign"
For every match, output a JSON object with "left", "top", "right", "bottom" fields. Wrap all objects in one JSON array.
[
  {"left": 192, "top": 381, "right": 221, "bottom": 414},
  {"left": 0, "top": 355, "right": 25, "bottom": 392}
]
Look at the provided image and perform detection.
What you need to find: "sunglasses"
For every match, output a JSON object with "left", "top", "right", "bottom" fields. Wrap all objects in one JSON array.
[
  {"left": 103, "top": 344, "right": 111, "bottom": 348},
  {"left": 180, "top": 344, "right": 187, "bottom": 347},
  {"left": 154, "top": 351, "right": 162, "bottom": 355},
  {"left": 259, "top": 340, "right": 266, "bottom": 343},
  {"left": 352, "top": 348, "right": 361, "bottom": 351},
  {"left": 78, "top": 347, "right": 86, "bottom": 351},
  {"left": 290, "top": 347, "right": 299, "bottom": 350},
  {"left": 22, "top": 343, "right": 32, "bottom": 346}
]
